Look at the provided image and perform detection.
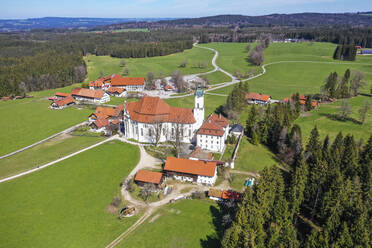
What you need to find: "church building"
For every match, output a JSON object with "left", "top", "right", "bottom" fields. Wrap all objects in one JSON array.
[{"left": 122, "top": 88, "right": 205, "bottom": 144}]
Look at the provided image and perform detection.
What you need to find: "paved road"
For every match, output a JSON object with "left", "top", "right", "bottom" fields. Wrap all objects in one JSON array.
[{"left": 0, "top": 121, "right": 88, "bottom": 160}]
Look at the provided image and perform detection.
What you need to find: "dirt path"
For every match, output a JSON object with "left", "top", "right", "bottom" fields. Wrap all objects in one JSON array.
[{"left": 230, "top": 169, "right": 260, "bottom": 178}]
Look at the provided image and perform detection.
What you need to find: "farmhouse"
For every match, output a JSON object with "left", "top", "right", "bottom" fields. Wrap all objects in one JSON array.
[
  {"left": 55, "top": 92, "right": 71, "bottom": 99},
  {"left": 103, "top": 74, "right": 145, "bottom": 92},
  {"left": 107, "top": 87, "right": 126, "bottom": 97},
  {"left": 72, "top": 88, "right": 110, "bottom": 104},
  {"left": 122, "top": 89, "right": 204, "bottom": 144},
  {"left": 283, "top": 94, "right": 319, "bottom": 108},
  {"left": 88, "top": 79, "right": 105, "bottom": 90},
  {"left": 50, "top": 96, "right": 75, "bottom": 109},
  {"left": 134, "top": 170, "right": 163, "bottom": 187},
  {"left": 245, "top": 92, "right": 271, "bottom": 105},
  {"left": 88, "top": 106, "right": 122, "bottom": 134},
  {"left": 163, "top": 157, "right": 217, "bottom": 185},
  {"left": 196, "top": 114, "right": 229, "bottom": 153}
]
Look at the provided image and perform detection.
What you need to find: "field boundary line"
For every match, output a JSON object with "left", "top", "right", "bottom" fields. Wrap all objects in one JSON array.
[
  {"left": 0, "top": 135, "right": 114, "bottom": 183},
  {"left": 0, "top": 121, "right": 88, "bottom": 160}
]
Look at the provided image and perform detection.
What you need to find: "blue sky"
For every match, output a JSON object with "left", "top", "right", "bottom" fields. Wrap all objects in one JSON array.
[{"left": 2, "top": 0, "right": 372, "bottom": 19}]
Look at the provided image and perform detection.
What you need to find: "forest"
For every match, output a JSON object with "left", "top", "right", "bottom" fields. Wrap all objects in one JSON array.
[
  {"left": 0, "top": 30, "right": 193, "bottom": 96},
  {"left": 218, "top": 83, "right": 371, "bottom": 247}
]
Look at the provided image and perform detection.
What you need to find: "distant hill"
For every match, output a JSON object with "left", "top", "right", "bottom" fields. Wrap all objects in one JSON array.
[
  {"left": 0, "top": 17, "right": 175, "bottom": 32},
  {"left": 106, "top": 12, "right": 372, "bottom": 29}
]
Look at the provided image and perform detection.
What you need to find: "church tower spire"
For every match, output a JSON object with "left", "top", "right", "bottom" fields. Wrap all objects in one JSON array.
[{"left": 194, "top": 87, "right": 204, "bottom": 130}]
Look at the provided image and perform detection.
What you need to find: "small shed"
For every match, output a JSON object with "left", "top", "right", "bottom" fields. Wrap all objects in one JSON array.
[
  {"left": 230, "top": 124, "right": 243, "bottom": 137},
  {"left": 134, "top": 170, "right": 163, "bottom": 187}
]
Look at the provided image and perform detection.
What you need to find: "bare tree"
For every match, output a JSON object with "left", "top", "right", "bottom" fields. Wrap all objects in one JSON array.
[
  {"left": 358, "top": 100, "right": 371, "bottom": 124},
  {"left": 350, "top": 70, "right": 366, "bottom": 96},
  {"left": 172, "top": 71, "right": 186, "bottom": 93},
  {"left": 249, "top": 46, "right": 264, "bottom": 66},
  {"left": 146, "top": 71, "right": 156, "bottom": 90},
  {"left": 152, "top": 118, "right": 164, "bottom": 146},
  {"left": 339, "top": 100, "right": 352, "bottom": 120},
  {"left": 245, "top": 44, "right": 251, "bottom": 52},
  {"left": 139, "top": 183, "right": 155, "bottom": 202},
  {"left": 120, "top": 60, "right": 126, "bottom": 67}
]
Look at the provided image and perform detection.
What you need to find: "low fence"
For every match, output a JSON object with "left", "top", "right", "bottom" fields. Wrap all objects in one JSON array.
[{"left": 228, "top": 128, "right": 244, "bottom": 169}]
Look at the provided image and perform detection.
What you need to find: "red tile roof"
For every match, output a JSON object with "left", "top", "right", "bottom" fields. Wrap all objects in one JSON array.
[
  {"left": 107, "top": 87, "right": 125, "bottom": 94},
  {"left": 245, "top": 92, "right": 271, "bottom": 102},
  {"left": 53, "top": 96, "right": 75, "bottom": 107},
  {"left": 88, "top": 80, "right": 103, "bottom": 88},
  {"left": 72, "top": 88, "right": 105, "bottom": 99},
  {"left": 164, "top": 157, "right": 217, "bottom": 177},
  {"left": 135, "top": 170, "right": 163, "bottom": 184},
  {"left": 90, "top": 118, "right": 109, "bottom": 129},
  {"left": 207, "top": 114, "right": 228, "bottom": 128},
  {"left": 104, "top": 74, "right": 145, "bottom": 86},
  {"left": 208, "top": 189, "right": 242, "bottom": 201},
  {"left": 197, "top": 120, "right": 225, "bottom": 137},
  {"left": 126, "top": 96, "right": 195, "bottom": 124},
  {"left": 55, "top": 92, "right": 71, "bottom": 98}
]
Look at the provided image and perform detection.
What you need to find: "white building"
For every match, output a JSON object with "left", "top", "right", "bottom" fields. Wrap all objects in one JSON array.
[
  {"left": 123, "top": 89, "right": 205, "bottom": 144},
  {"left": 163, "top": 157, "right": 217, "bottom": 185},
  {"left": 71, "top": 88, "right": 110, "bottom": 104},
  {"left": 196, "top": 114, "right": 229, "bottom": 153}
]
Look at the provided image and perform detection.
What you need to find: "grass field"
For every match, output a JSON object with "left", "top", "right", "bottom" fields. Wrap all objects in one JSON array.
[
  {"left": 234, "top": 137, "right": 278, "bottom": 172},
  {"left": 0, "top": 141, "right": 140, "bottom": 248},
  {"left": 203, "top": 71, "right": 232, "bottom": 85},
  {"left": 296, "top": 95, "right": 372, "bottom": 142},
  {"left": 0, "top": 97, "right": 93, "bottom": 156},
  {"left": 119, "top": 199, "right": 219, "bottom": 248},
  {"left": 210, "top": 42, "right": 372, "bottom": 99},
  {"left": 0, "top": 134, "right": 105, "bottom": 179},
  {"left": 84, "top": 46, "right": 215, "bottom": 83},
  {"left": 201, "top": 43, "right": 261, "bottom": 76}
]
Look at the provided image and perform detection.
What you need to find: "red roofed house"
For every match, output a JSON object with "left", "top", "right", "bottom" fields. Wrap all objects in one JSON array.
[
  {"left": 164, "top": 157, "right": 217, "bottom": 185},
  {"left": 50, "top": 96, "right": 75, "bottom": 109},
  {"left": 122, "top": 89, "right": 205, "bottom": 144},
  {"left": 134, "top": 170, "right": 164, "bottom": 187},
  {"left": 55, "top": 92, "right": 71, "bottom": 99},
  {"left": 88, "top": 106, "right": 122, "bottom": 134},
  {"left": 102, "top": 74, "right": 145, "bottom": 92},
  {"left": 245, "top": 92, "right": 272, "bottom": 105},
  {"left": 283, "top": 94, "right": 319, "bottom": 109},
  {"left": 196, "top": 113, "right": 229, "bottom": 152},
  {"left": 71, "top": 88, "right": 110, "bottom": 104},
  {"left": 107, "top": 87, "right": 126, "bottom": 98}
]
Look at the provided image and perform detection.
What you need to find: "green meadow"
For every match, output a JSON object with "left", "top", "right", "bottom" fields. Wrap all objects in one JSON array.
[
  {"left": 234, "top": 137, "right": 278, "bottom": 173},
  {"left": 119, "top": 199, "right": 219, "bottom": 248},
  {"left": 0, "top": 97, "right": 92, "bottom": 156},
  {"left": 0, "top": 134, "right": 105, "bottom": 179},
  {"left": 296, "top": 95, "right": 372, "bottom": 142},
  {"left": 0, "top": 141, "right": 140, "bottom": 248},
  {"left": 84, "top": 46, "right": 215, "bottom": 82}
]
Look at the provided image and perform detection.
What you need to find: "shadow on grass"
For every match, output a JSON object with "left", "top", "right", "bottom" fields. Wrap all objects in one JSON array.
[
  {"left": 200, "top": 201, "right": 238, "bottom": 248},
  {"left": 319, "top": 113, "right": 362, "bottom": 125},
  {"left": 359, "top": 93, "right": 372, "bottom": 97}
]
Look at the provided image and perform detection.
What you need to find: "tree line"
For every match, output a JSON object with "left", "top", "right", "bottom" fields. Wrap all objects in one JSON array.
[
  {"left": 0, "top": 29, "right": 194, "bottom": 97},
  {"left": 220, "top": 127, "right": 371, "bottom": 247}
]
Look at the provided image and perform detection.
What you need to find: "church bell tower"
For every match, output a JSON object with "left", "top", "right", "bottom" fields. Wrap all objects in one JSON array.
[{"left": 194, "top": 87, "right": 204, "bottom": 130}]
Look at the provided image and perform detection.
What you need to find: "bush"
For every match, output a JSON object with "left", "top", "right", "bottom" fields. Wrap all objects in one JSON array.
[{"left": 191, "top": 191, "right": 206, "bottom": 199}]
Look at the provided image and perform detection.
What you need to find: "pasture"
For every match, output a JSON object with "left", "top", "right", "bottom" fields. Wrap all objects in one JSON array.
[
  {"left": 84, "top": 46, "right": 215, "bottom": 83},
  {"left": 0, "top": 97, "right": 92, "bottom": 157},
  {"left": 119, "top": 199, "right": 219, "bottom": 248},
  {"left": 0, "top": 141, "right": 140, "bottom": 248},
  {"left": 0, "top": 134, "right": 104, "bottom": 179}
]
